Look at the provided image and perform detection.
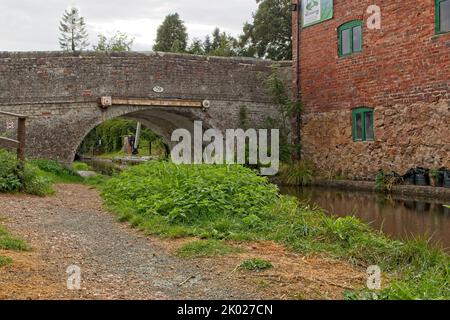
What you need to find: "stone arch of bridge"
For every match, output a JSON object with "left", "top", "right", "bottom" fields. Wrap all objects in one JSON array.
[{"left": 70, "top": 105, "right": 218, "bottom": 163}]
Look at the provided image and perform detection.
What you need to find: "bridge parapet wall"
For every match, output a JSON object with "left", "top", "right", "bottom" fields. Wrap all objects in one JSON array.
[
  {"left": 0, "top": 52, "right": 291, "bottom": 163},
  {"left": 0, "top": 51, "right": 290, "bottom": 105}
]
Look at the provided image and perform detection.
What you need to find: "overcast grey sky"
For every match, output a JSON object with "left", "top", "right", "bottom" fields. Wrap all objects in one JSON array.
[{"left": 0, "top": 0, "right": 258, "bottom": 51}]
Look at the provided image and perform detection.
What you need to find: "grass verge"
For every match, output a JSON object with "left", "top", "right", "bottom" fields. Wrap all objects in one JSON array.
[
  {"left": 30, "top": 159, "right": 83, "bottom": 184},
  {"left": 0, "top": 225, "right": 29, "bottom": 268},
  {"left": 101, "top": 162, "right": 449, "bottom": 300},
  {"left": 0, "top": 226, "right": 29, "bottom": 251}
]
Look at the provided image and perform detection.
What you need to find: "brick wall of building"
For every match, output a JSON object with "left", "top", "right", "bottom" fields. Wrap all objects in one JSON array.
[{"left": 293, "top": 0, "right": 450, "bottom": 179}]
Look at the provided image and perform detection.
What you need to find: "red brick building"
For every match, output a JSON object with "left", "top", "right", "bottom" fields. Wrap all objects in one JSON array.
[{"left": 292, "top": 0, "right": 450, "bottom": 179}]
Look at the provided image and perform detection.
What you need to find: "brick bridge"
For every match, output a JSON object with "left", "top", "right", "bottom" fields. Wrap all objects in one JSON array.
[{"left": 0, "top": 52, "right": 290, "bottom": 164}]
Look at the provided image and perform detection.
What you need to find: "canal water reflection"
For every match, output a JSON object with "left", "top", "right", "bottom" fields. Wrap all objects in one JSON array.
[{"left": 280, "top": 186, "right": 450, "bottom": 252}]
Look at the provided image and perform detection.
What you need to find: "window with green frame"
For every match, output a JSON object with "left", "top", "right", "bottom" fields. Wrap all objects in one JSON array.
[
  {"left": 338, "top": 20, "right": 363, "bottom": 57},
  {"left": 436, "top": 0, "right": 450, "bottom": 33},
  {"left": 352, "top": 108, "right": 374, "bottom": 142}
]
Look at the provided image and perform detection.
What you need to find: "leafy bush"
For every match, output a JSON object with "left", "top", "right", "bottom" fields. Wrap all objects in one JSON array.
[
  {"left": 239, "top": 258, "right": 273, "bottom": 272},
  {"left": 22, "top": 166, "right": 53, "bottom": 196},
  {"left": 0, "top": 150, "right": 22, "bottom": 193},
  {"left": 0, "top": 150, "right": 87, "bottom": 195},
  {"left": 0, "top": 150, "right": 52, "bottom": 196}
]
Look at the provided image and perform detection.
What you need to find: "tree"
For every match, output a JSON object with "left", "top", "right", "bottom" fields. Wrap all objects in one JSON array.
[
  {"left": 58, "top": 7, "right": 89, "bottom": 52},
  {"left": 204, "top": 28, "right": 238, "bottom": 57},
  {"left": 153, "top": 13, "right": 188, "bottom": 53},
  {"left": 236, "top": 22, "right": 257, "bottom": 57},
  {"left": 211, "top": 28, "right": 221, "bottom": 51},
  {"left": 203, "top": 35, "right": 212, "bottom": 54},
  {"left": 187, "top": 38, "right": 204, "bottom": 55},
  {"left": 170, "top": 39, "right": 185, "bottom": 53},
  {"left": 209, "top": 32, "right": 237, "bottom": 57},
  {"left": 94, "top": 32, "right": 135, "bottom": 52},
  {"left": 238, "top": 0, "right": 292, "bottom": 60}
]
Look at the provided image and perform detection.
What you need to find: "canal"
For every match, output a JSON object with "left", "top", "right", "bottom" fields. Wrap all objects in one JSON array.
[{"left": 281, "top": 186, "right": 450, "bottom": 252}]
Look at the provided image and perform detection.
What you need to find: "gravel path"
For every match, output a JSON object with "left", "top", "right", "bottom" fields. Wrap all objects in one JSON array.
[{"left": 0, "top": 184, "right": 259, "bottom": 300}]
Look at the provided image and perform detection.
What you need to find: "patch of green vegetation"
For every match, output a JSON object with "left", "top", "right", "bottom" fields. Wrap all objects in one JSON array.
[
  {"left": 176, "top": 240, "right": 238, "bottom": 258},
  {"left": 265, "top": 64, "right": 303, "bottom": 162},
  {"left": 83, "top": 174, "right": 110, "bottom": 188},
  {"left": 72, "top": 162, "right": 91, "bottom": 171},
  {"left": 0, "top": 150, "right": 53, "bottom": 196},
  {"left": 0, "top": 256, "right": 13, "bottom": 267},
  {"left": 30, "top": 159, "right": 83, "bottom": 184},
  {"left": 375, "top": 171, "right": 402, "bottom": 193},
  {"left": 102, "top": 161, "right": 450, "bottom": 300},
  {"left": 239, "top": 258, "right": 273, "bottom": 272},
  {"left": 0, "top": 226, "right": 29, "bottom": 251},
  {"left": 347, "top": 238, "right": 450, "bottom": 300},
  {"left": 0, "top": 225, "right": 29, "bottom": 268},
  {"left": 0, "top": 150, "right": 93, "bottom": 196},
  {"left": 279, "top": 160, "right": 315, "bottom": 186},
  {"left": 103, "top": 162, "right": 279, "bottom": 240}
]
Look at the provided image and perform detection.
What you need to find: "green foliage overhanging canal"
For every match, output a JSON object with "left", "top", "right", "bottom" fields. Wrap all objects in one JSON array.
[{"left": 102, "top": 161, "right": 449, "bottom": 300}]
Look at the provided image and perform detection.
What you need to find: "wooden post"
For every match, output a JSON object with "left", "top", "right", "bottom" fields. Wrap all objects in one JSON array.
[
  {"left": 17, "top": 117, "right": 26, "bottom": 170},
  {"left": 134, "top": 122, "right": 142, "bottom": 153}
]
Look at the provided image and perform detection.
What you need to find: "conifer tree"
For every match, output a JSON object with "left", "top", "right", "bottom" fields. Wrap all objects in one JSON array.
[
  {"left": 153, "top": 13, "right": 188, "bottom": 53},
  {"left": 59, "top": 7, "right": 89, "bottom": 52}
]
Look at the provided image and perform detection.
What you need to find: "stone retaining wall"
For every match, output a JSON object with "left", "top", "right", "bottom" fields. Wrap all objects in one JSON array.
[{"left": 302, "top": 101, "right": 450, "bottom": 180}]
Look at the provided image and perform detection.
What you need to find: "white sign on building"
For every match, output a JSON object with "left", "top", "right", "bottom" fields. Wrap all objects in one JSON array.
[{"left": 302, "top": 0, "right": 334, "bottom": 28}]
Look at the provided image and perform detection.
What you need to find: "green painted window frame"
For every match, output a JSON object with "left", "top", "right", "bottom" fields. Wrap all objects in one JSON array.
[
  {"left": 436, "top": 0, "right": 450, "bottom": 34},
  {"left": 338, "top": 20, "right": 363, "bottom": 57},
  {"left": 352, "top": 107, "right": 374, "bottom": 142}
]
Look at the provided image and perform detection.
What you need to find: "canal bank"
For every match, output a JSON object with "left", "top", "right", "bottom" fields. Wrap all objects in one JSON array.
[
  {"left": 78, "top": 159, "right": 450, "bottom": 252},
  {"left": 276, "top": 178, "right": 450, "bottom": 252},
  {"left": 309, "top": 179, "right": 450, "bottom": 202},
  {"left": 281, "top": 185, "right": 450, "bottom": 252}
]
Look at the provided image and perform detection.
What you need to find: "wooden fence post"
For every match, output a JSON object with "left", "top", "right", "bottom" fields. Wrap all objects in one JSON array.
[
  {"left": 0, "top": 111, "right": 27, "bottom": 170},
  {"left": 17, "top": 117, "right": 26, "bottom": 170}
]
